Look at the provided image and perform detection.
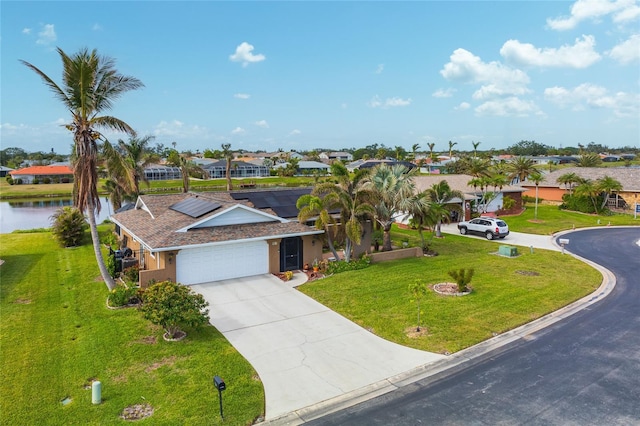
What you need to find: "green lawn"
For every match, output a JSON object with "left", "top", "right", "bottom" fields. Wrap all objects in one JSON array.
[
  {"left": 504, "top": 203, "right": 639, "bottom": 234},
  {"left": 0, "top": 230, "right": 264, "bottom": 425},
  {"left": 300, "top": 233, "right": 602, "bottom": 354}
]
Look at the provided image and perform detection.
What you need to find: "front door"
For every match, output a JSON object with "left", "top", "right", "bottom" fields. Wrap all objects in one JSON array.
[{"left": 280, "top": 237, "right": 302, "bottom": 271}]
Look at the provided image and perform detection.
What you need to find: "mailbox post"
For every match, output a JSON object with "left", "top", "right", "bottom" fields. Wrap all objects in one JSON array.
[
  {"left": 213, "top": 375, "right": 226, "bottom": 420},
  {"left": 558, "top": 238, "right": 569, "bottom": 254}
]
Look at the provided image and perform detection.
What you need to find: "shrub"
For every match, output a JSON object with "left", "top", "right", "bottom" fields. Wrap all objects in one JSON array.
[
  {"left": 33, "top": 178, "right": 40, "bottom": 184},
  {"left": 6, "top": 176, "right": 13, "bottom": 185},
  {"left": 122, "top": 265, "right": 139, "bottom": 284},
  {"left": 560, "top": 193, "right": 603, "bottom": 214},
  {"left": 139, "top": 281, "right": 209, "bottom": 339},
  {"left": 284, "top": 270, "right": 294, "bottom": 281},
  {"left": 43, "top": 177, "right": 51, "bottom": 184},
  {"left": 502, "top": 195, "right": 516, "bottom": 210},
  {"left": 50, "top": 206, "right": 87, "bottom": 247},
  {"left": 325, "top": 254, "right": 371, "bottom": 275},
  {"left": 448, "top": 268, "right": 475, "bottom": 293},
  {"left": 108, "top": 284, "right": 139, "bottom": 307}
]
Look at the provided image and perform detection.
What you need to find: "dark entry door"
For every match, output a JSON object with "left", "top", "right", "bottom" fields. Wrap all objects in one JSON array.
[{"left": 280, "top": 237, "right": 302, "bottom": 271}]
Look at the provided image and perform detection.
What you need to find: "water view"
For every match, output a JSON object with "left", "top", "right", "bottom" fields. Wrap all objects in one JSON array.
[{"left": 0, "top": 198, "right": 111, "bottom": 233}]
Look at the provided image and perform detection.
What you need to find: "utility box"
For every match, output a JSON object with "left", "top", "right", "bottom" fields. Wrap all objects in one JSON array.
[{"left": 499, "top": 245, "right": 518, "bottom": 257}]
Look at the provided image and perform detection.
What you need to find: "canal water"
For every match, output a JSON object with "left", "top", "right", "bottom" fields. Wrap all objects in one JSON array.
[{"left": 0, "top": 198, "right": 111, "bottom": 233}]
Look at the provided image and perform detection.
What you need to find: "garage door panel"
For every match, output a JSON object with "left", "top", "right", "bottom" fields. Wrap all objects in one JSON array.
[{"left": 176, "top": 241, "right": 268, "bottom": 285}]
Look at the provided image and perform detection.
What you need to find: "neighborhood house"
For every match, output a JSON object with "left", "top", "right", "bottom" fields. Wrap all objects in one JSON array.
[{"left": 109, "top": 190, "right": 324, "bottom": 287}]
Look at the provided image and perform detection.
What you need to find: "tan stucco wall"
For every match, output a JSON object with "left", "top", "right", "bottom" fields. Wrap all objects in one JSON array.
[
  {"left": 522, "top": 187, "right": 566, "bottom": 202},
  {"left": 267, "top": 238, "right": 282, "bottom": 273}
]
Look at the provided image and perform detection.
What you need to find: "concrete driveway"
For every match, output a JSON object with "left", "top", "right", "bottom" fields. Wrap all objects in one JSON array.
[
  {"left": 191, "top": 275, "right": 445, "bottom": 420},
  {"left": 440, "top": 223, "right": 561, "bottom": 251}
]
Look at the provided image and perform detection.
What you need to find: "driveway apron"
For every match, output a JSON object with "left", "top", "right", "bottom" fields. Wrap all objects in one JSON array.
[{"left": 191, "top": 275, "right": 445, "bottom": 420}]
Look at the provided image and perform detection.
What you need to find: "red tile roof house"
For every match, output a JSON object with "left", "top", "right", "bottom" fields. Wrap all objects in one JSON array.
[
  {"left": 109, "top": 191, "right": 325, "bottom": 287},
  {"left": 9, "top": 165, "right": 74, "bottom": 184}
]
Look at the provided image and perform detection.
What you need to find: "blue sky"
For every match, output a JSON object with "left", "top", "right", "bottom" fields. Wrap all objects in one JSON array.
[{"left": 2, "top": 0, "right": 639, "bottom": 155}]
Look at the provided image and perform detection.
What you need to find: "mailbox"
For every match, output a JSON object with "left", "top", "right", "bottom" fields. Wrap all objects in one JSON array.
[{"left": 214, "top": 376, "right": 226, "bottom": 391}]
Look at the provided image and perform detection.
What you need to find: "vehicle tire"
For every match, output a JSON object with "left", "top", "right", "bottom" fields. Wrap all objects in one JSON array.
[
  {"left": 485, "top": 231, "right": 494, "bottom": 240},
  {"left": 459, "top": 227, "right": 467, "bottom": 235}
]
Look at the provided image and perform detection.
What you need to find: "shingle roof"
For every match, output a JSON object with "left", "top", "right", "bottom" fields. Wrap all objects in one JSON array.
[
  {"left": 519, "top": 167, "right": 640, "bottom": 192},
  {"left": 111, "top": 192, "right": 321, "bottom": 251},
  {"left": 414, "top": 174, "right": 525, "bottom": 197}
]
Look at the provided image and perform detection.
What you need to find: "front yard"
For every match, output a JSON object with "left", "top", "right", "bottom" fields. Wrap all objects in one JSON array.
[
  {"left": 0, "top": 231, "right": 264, "bottom": 425},
  {"left": 300, "top": 232, "right": 602, "bottom": 354}
]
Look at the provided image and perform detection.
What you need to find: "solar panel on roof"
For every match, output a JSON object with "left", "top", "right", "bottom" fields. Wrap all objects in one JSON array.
[{"left": 170, "top": 197, "right": 221, "bottom": 218}]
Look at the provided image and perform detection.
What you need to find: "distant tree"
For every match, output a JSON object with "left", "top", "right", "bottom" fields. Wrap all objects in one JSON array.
[
  {"left": 448, "top": 140, "right": 457, "bottom": 158},
  {"left": 472, "top": 141, "right": 481, "bottom": 158},
  {"left": 165, "top": 149, "right": 181, "bottom": 167},
  {"left": 179, "top": 156, "right": 205, "bottom": 193},
  {"left": 556, "top": 172, "right": 582, "bottom": 195},
  {"left": 117, "top": 135, "right": 157, "bottom": 196},
  {"left": 394, "top": 145, "right": 407, "bottom": 161},
  {"left": 506, "top": 140, "right": 550, "bottom": 156},
  {"left": 139, "top": 280, "right": 210, "bottom": 340},
  {"left": 507, "top": 156, "right": 537, "bottom": 183},
  {"left": 425, "top": 180, "right": 464, "bottom": 238},
  {"left": 50, "top": 206, "right": 88, "bottom": 247},
  {"left": 529, "top": 171, "right": 544, "bottom": 219},
  {"left": 427, "top": 143, "right": 437, "bottom": 163},
  {"left": 221, "top": 143, "right": 233, "bottom": 190},
  {"left": 410, "top": 143, "right": 420, "bottom": 161}
]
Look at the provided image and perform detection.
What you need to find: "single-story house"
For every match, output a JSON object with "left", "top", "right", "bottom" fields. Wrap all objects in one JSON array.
[
  {"left": 519, "top": 167, "right": 640, "bottom": 209},
  {"left": 9, "top": 165, "right": 74, "bottom": 184},
  {"left": 413, "top": 175, "right": 526, "bottom": 220},
  {"left": 272, "top": 160, "right": 330, "bottom": 175},
  {"left": 355, "top": 160, "right": 417, "bottom": 171},
  {"left": 0, "top": 166, "right": 14, "bottom": 178},
  {"left": 319, "top": 151, "right": 353, "bottom": 162},
  {"left": 110, "top": 191, "right": 324, "bottom": 287},
  {"left": 143, "top": 164, "right": 182, "bottom": 181}
]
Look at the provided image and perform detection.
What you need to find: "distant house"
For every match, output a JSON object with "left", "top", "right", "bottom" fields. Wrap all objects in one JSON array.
[
  {"left": 143, "top": 164, "right": 182, "bottom": 181},
  {"left": 202, "top": 160, "right": 269, "bottom": 179},
  {"left": 9, "top": 165, "right": 73, "bottom": 184},
  {"left": 355, "top": 160, "right": 417, "bottom": 171},
  {"left": 0, "top": 166, "right": 14, "bottom": 178},
  {"left": 272, "top": 160, "right": 330, "bottom": 175},
  {"left": 519, "top": 167, "right": 640, "bottom": 209},
  {"left": 319, "top": 151, "right": 353, "bottom": 162}
]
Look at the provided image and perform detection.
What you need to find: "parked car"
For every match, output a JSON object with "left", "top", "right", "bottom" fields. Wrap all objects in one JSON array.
[{"left": 457, "top": 217, "right": 509, "bottom": 240}]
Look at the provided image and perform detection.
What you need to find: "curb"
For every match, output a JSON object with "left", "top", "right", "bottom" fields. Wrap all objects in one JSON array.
[{"left": 263, "top": 229, "right": 619, "bottom": 425}]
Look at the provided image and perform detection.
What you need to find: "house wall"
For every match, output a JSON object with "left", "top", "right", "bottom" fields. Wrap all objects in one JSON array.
[
  {"left": 303, "top": 235, "right": 323, "bottom": 266},
  {"left": 267, "top": 238, "right": 282, "bottom": 273},
  {"left": 499, "top": 192, "right": 524, "bottom": 215},
  {"left": 522, "top": 186, "right": 566, "bottom": 202}
]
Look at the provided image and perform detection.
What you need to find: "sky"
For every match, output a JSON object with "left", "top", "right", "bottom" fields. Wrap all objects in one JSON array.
[{"left": 1, "top": 0, "right": 639, "bottom": 156}]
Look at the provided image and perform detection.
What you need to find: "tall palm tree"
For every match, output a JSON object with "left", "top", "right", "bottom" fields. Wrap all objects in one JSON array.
[
  {"left": 179, "top": 156, "right": 205, "bottom": 193},
  {"left": 427, "top": 142, "right": 436, "bottom": 163},
  {"left": 472, "top": 141, "right": 481, "bottom": 158},
  {"left": 297, "top": 194, "right": 341, "bottom": 261},
  {"left": 465, "top": 157, "right": 492, "bottom": 177},
  {"left": 529, "top": 171, "right": 544, "bottom": 220},
  {"left": 221, "top": 143, "right": 233, "bottom": 190},
  {"left": 556, "top": 172, "right": 581, "bottom": 195},
  {"left": 361, "top": 164, "right": 417, "bottom": 251},
  {"left": 448, "top": 140, "right": 457, "bottom": 159},
  {"left": 507, "top": 156, "right": 537, "bottom": 183},
  {"left": 118, "top": 135, "right": 157, "bottom": 196},
  {"left": 425, "top": 180, "right": 464, "bottom": 237},
  {"left": 22, "top": 47, "right": 144, "bottom": 291},
  {"left": 411, "top": 143, "right": 420, "bottom": 161},
  {"left": 405, "top": 191, "right": 435, "bottom": 251},
  {"left": 597, "top": 176, "right": 622, "bottom": 210}
]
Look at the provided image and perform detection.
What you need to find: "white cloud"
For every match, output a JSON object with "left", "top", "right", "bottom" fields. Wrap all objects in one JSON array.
[
  {"left": 472, "top": 84, "right": 531, "bottom": 100},
  {"left": 255, "top": 120, "right": 269, "bottom": 128},
  {"left": 234, "top": 93, "right": 250, "bottom": 99},
  {"left": 36, "top": 24, "right": 56, "bottom": 45},
  {"left": 288, "top": 129, "right": 301, "bottom": 136},
  {"left": 608, "top": 34, "right": 640, "bottom": 63},
  {"left": 229, "top": 42, "right": 266, "bottom": 67},
  {"left": 544, "top": 83, "right": 639, "bottom": 116},
  {"left": 500, "top": 35, "right": 601, "bottom": 69},
  {"left": 375, "top": 64, "right": 384, "bottom": 74},
  {"left": 22, "top": 28, "right": 31, "bottom": 35},
  {"left": 92, "top": 23, "right": 102, "bottom": 31},
  {"left": 455, "top": 102, "right": 471, "bottom": 111},
  {"left": 475, "top": 97, "right": 542, "bottom": 117},
  {"left": 368, "top": 95, "right": 412, "bottom": 108},
  {"left": 432, "top": 88, "right": 456, "bottom": 98},
  {"left": 153, "top": 120, "right": 208, "bottom": 139},
  {"left": 231, "top": 126, "right": 246, "bottom": 135},
  {"left": 547, "top": 0, "right": 640, "bottom": 31}
]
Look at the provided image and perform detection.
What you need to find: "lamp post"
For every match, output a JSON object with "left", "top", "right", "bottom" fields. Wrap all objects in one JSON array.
[{"left": 213, "top": 375, "right": 226, "bottom": 420}]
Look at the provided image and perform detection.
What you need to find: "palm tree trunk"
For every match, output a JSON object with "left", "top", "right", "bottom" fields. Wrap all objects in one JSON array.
[
  {"left": 87, "top": 201, "right": 116, "bottom": 291},
  {"left": 435, "top": 220, "right": 442, "bottom": 238},
  {"left": 325, "top": 226, "right": 341, "bottom": 261},
  {"left": 382, "top": 222, "right": 393, "bottom": 251}
]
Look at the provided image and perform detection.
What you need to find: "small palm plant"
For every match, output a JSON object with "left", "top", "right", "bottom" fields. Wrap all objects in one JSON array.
[
  {"left": 408, "top": 281, "right": 428, "bottom": 332},
  {"left": 448, "top": 268, "right": 475, "bottom": 293}
]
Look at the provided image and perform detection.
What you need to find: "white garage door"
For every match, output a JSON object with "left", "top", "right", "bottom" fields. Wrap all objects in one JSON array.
[{"left": 176, "top": 241, "right": 268, "bottom": 285}]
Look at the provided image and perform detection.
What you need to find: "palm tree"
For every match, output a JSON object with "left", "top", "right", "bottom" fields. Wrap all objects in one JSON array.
[
  {"left": 529, "top": 171, "right": 544, "bottom": 220},
  {"left": 472, "top": 141, "right": 481, "bottom": 158},
  {"left": 405, "top": 191, "right": 435, "bottom": 251},
  {"left": 507, "top": 156, "right": 537, "bottom": 183},
  {"left": 221, "top": 143, "right": 233, "bottom": 190},
  {"left": 575, "top": 179, "right": 601, "bottom": 213},
  {"left": 410, "top": 143, "right": 420, "bottom": 161},
  {"left": 427, "top": 142, "right": 436, "bottom": 163},
  {"left": 448, "top": 140, "right": 457, "bottom": 159},
  {"left": 597, "top": 176, "right": 623, "bottom": 210},
  {"left": 312, "top": 163, "right": 375, "bottom": 262},
  {"left": 297, "top": 194, "right": 341, "bottom": 261},
  {"left": 576, "top": 152, "right": 602, "bottom": 167},
  {"left": 465, "top": 157, "right": 492, "bottom": 177},
  {"left": 361, "top": 164, "right": 417, "bottom": 251},
  {"left": 556, "top": 172, "right": 582, "bottom": 195},
  {"left": 425, "top": 180, "right": 464, "bottom": 237},
  {"left": 22, "top": 47, "right": 144, "bottom": 291},
  {"left": 179, "top": 156, "right": 205, "bottom": 193},
  {"left": 117, "top": 135, "right": 157, "bottom": 196}
]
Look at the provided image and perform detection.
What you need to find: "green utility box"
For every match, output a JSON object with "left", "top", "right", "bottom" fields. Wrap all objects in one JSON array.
[{"left": 499, "top": 245, "right": 518, "bottom": 257}]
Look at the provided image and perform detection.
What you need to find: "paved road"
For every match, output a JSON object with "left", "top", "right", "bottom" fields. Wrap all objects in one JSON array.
[{"left": 308, "top": 227, "right": 640, "bottom": 425}]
